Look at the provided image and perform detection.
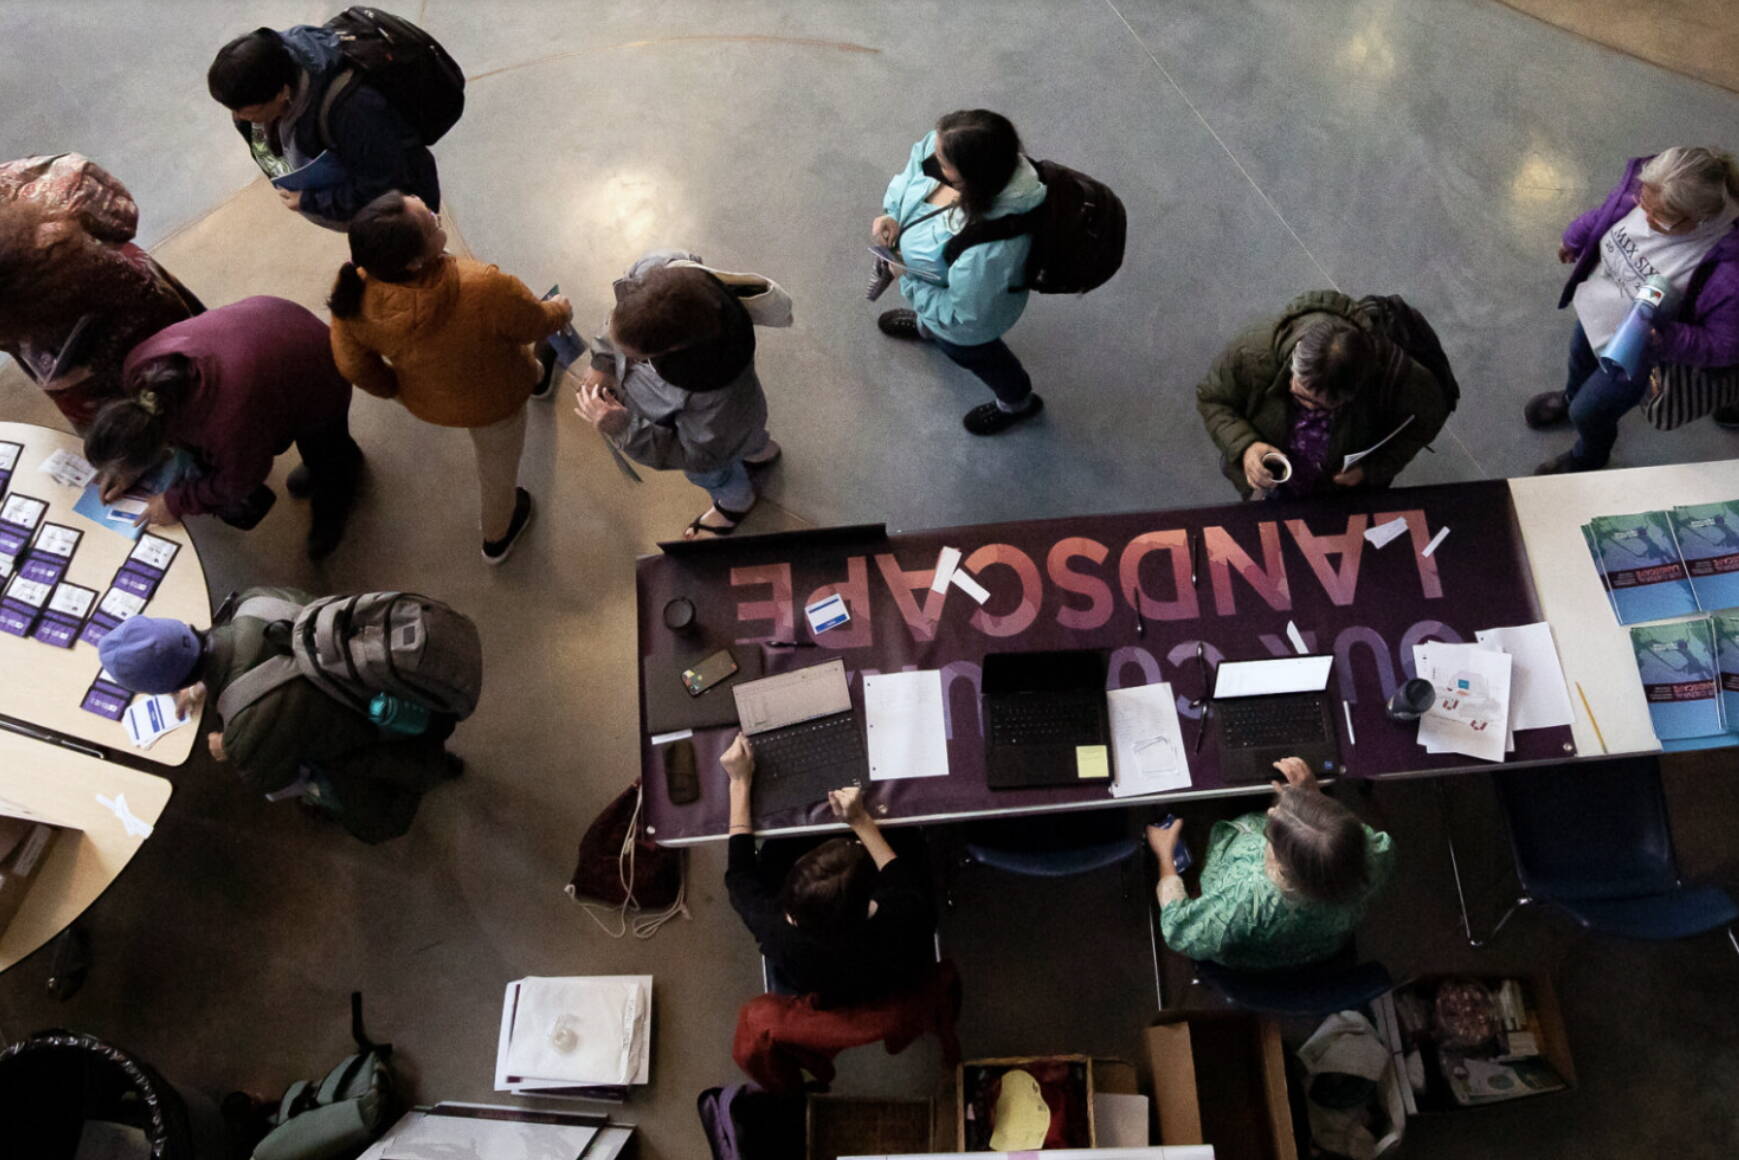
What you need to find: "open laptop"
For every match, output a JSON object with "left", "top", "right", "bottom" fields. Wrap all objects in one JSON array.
[
  {"left": 982, "top": 649, "right": 1110, "bottom": 789},
  {"left": 1209, "top": 654, "right": 1343, "bottom": 781},
  {"left": 733, "top": 658, "right": 868, "bottom": 816}
]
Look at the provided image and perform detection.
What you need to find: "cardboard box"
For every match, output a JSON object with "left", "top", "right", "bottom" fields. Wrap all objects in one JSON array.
[
  {"left": 1388, "top": 973, "right": 1576, "bottom": 1113},
  {"left": 0, "top": 811, "right": 67, "bottom": 938},
  {"left": 807, "top": 1096, "right": 932, "bottom": 1160},
  {"left": 954, "top": 1055, "right": 1135, "bottom": 1151},
  {"left": 1141, "top": 1013, "right": 1297, "bottom": 1160}
]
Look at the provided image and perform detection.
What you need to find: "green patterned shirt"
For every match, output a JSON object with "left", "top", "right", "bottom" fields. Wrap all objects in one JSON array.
[{"left": 1159, "top": 811, "right": 1394, "bottom": 971}]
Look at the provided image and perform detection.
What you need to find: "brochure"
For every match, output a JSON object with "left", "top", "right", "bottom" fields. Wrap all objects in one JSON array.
[
  {"left": 1584, "top": 511, "right": 1697, "bottom": 624},
  {"left": 1669, "top": 500, "right": 1739, "bottom": 611},
  {"left": 1628, "top": 619, "right": 1724, "bottom": 740},
  {"left": 270, "top": 149, "right": 348, "bottom": 193},
  {"left": 1712, "top": 613, "right": 1739, "bottom": 730}
]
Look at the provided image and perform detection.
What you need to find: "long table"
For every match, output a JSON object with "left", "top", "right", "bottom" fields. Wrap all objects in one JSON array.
[
  {"left": 0, "top": 421, "right": 209, "bottom": 766},
  {"left": 638, "top": 478, "right": 1579, "bottom": 845}
]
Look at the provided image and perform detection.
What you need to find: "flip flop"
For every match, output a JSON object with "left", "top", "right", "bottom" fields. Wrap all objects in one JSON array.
[{"left": 683, "top": 503, "right": 751, "bottom": 539}]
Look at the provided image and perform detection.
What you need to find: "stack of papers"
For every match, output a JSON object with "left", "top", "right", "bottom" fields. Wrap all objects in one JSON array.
[
  {"left": 1107, "top": 682, "right": 1190, "bottom": 797},
  {"left": 1581, "top": 504, "right": 1739, "bottom": 624},
  {"left": 496, "top": 976, "right": 651, "bottom": 1099},
  {"left": 1632, "top": 619, "right": 1725, "bottom": 741},
  {"left": 1412, "top": 623, "right": 1576, "bottom": 763}
]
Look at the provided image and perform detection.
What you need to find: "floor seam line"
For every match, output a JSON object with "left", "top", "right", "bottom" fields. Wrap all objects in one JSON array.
[{"left": 1100, "top": 0, "right": 1340, "bottom": 293}]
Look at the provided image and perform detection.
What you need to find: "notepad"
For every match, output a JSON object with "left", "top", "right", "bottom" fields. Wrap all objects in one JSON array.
[{"left": 864, "top": 669, "right": 949, "bottom": 780}]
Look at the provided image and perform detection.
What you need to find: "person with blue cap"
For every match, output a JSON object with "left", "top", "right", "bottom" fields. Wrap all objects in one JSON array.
[{"left": 98, "top": 598, "right": 459, "bottom": 843}]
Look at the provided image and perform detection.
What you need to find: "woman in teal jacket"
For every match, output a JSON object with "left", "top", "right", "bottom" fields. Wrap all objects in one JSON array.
[{"left": 872, "top": 109, "right": 1048, "bottom": 435}]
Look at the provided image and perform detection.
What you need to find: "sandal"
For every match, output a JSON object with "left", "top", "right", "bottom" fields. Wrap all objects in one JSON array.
[{"left": 683, "top": 503, "right": 752, "bottom": 540}]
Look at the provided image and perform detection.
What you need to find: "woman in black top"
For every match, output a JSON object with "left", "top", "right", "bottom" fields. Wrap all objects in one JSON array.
[{"left": 722, "top": 734, "right": 937, "bottom": 1008}]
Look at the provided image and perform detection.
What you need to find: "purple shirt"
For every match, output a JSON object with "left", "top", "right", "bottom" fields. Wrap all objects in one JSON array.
[{"left": 1278, "top": 402, "right": 1334, "bottom": 497}]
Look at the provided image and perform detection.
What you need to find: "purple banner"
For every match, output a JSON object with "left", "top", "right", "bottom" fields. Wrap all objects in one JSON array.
[{"left": 638, "top": 480, "right": 1572, "bottom": 844}]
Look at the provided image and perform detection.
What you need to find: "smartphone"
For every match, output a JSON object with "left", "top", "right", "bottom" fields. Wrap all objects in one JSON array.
[
  {"left": 1159, "top": 814, "right": 1193, "bottom": 875},
  {"left": 664, "top": 737, "right": 699, "bottom": 805},
  {"left": 681, "top": 649, "right": 739, "bottom": 697}
]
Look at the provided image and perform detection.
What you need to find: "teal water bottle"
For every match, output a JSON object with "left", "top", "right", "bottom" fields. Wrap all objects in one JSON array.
[{"left": 368, "top": 692, "right": 430, "bottom": 735}]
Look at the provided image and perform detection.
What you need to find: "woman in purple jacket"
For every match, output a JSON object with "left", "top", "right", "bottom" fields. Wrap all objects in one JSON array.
[
  {"left": 84, "top": 296, "right": 362, "bottom": 559},
  {"left": 1526, "top": 147, "right": 1739, "bottom": 473}
]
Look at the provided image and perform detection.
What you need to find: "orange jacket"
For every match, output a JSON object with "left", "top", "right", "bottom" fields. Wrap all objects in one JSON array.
[{"left": 330, "top": 255, "right": 565, "bottom": 428}]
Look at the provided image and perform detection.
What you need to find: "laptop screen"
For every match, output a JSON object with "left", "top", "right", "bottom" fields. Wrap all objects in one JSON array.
[
  {"left": 733, "top": 658, "right": 853, "bottom": 734},
  {"left": 1213, "top": 655, "right": 1334, "bottom": 699}
]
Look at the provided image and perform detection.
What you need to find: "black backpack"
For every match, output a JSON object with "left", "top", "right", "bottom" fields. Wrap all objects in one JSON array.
[
  {"left": 320, "top": 7, "right": 465, "bottom": 146},
  {"left": 943, "top": 159, "right": 1127, "bottom": 294},
  {"left": 1357, "top": 294, "right": 1461, "bottom": 412}
]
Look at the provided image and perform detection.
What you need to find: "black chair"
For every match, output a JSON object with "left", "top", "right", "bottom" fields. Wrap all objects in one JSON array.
[
  {"left": 1191, "top": 951, "right": 1394, "bottom": 1017},
  {"left": 1446, "top": 756, "right": 1739, "bottom": 952}
]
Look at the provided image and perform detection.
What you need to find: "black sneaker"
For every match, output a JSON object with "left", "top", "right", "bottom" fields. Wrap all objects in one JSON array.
[
  {"left": 877, "top": 309, "right": 923, "bottom": 340},
  {"left": 1714, "top": 405, "right": 1739, "bottom": 429},
  {"left": 530, "top": 343, "right": 559, "bottom": 401},
  {"left": 1523, "top": 391, "right": 1569, "bottom": 429},
  {"left": 963, "top": 394, "right": 1044, "bottom": 436},
  {"left": 482, "top": 487, "right": 535, "bottom": 565},
  {"left": 286, "top": 464, "right": 312, "bottom": 498}
]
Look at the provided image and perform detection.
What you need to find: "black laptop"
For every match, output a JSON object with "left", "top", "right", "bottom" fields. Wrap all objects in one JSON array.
[
  {"left": 733, "top": 658, "right": 868, "bottom": 816},
  {"left": 982, "top": 649, "right": 1110, "bottom": 789},
  {"left": 1208, "top": 654, "right": 1344, "bottom": 781}
]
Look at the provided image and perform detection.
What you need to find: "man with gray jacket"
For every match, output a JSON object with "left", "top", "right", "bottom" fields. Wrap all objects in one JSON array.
[{"left": 572, "top": 250, "right": 783, "bottom": 539}]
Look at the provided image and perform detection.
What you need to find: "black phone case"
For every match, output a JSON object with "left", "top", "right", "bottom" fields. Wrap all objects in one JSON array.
[{"left": 665, "top": 737, "right": 700, "bottom": 805}]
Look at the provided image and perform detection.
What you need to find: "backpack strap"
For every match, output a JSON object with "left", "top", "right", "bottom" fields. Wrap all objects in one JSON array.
[
  {"left": 1679, "top": 257, "right": 1720, "bottom": 323},
  {"left": 315, "top": 68, "right": 358, "bottom": 153},
  {"left": 215, "top": 654, "right": 302, "bottom": 723},
  {"left": 235, "top": 595, "right": 306, "bottom": 625}
]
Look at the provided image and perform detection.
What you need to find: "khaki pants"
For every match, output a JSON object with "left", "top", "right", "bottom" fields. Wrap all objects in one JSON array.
[{"left": 468, "top": 405, "right": 528, "bottom": 542}]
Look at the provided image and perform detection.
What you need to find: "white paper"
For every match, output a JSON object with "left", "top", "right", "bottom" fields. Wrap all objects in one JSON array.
[
  {"left": 99, "top": 586, "right": 145, "bottom": 620},
  {"left": 864, "top": 670, "right": 950, "bottom": 780},
  {"left": 1, "top": 494, "right": 46, "bottom": 528},
  {"left": 362, "top": 1107, "right": 603, "bottom": 1160},
  {"left": 48, "top": 584, "right": 95, "bottom": 618},
  {"left": 7, "top": 576, "right": 50, "bottom": 608},
  {"left": 106, "top": 497, "right": 147, "bottom": 522},
  {"left": 1365, "top": 516, "right": 1409, "bottom": 548},
  {"left": 1476, "top": 623, "right": 1576, "bottom": 732},
  {"left": 34, "top": 524, "right": 79, "bottom": 558},
  {"left": 930, "top": 546, "right": 963, "bottom": 594},
  {"left": 123, "top": 693, "right": 189, "bottom": 750},
  {"left": 1285, "top": 620, "right": 1309, "bottom": 655},
  {"left": 1414, "top": 643, "right": 1511, "bottom": 763},
  {"left": 0, "top": 443, "right": 19, "bottom": 472},
  {"left": 1213, "top": 655, "right": 1333, "bottom": 698},
  {"left": 804, "top": 592, "right": 851, "bottom": 634},
  {"left": 502, "top": 976, "right": 650, "bottom": 1086},
  {"left": 1422, "top": 526, "right": 1450, "bottom": 557},
  {"left": 129, "top": 534, "right": 177, "bottom": 570},
  {"left": 1108, "top": 683, "right": 1190, "bottom": 797},
  {"left": 38, "top": 448, "right": 97, "bottom": 490},
  {"left": 1342, "top": 414, "right": 1415, "bottom": 471},
  {"left": 951, "top": 567, "right": 991, "bottom": 604}
]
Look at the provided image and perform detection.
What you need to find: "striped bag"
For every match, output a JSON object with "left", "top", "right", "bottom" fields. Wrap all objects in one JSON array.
[{"left": 1642, "top": 362, "right": 1739, "bottom": 430}]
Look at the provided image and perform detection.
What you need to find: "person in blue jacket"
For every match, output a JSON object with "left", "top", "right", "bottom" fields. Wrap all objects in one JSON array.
[
  {"left": 208, "top": 25, "right": 440, "bottom": 228},
  {"left": 873, "top": 110, "right": 1048, "bottom": 435}
]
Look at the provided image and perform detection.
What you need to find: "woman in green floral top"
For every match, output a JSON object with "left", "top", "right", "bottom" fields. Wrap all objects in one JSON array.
[{"left": 1148, "top": 757, "right": 1394, "bottom": 971}]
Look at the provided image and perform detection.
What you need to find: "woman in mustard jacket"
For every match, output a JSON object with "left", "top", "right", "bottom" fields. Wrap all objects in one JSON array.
[{"left": 328, "top": 191, "right": 571, "bottom": 564}]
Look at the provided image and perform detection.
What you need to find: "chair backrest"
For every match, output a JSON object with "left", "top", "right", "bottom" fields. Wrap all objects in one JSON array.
[
  {"left": 965, "top": 837, "right": 1140, "bottom": 878},
  {"left": 1494, "top": 757, "right": 1680, "bottom": 902},
  {"left": 1195, "top": 956, "right": 1394, "bottom": 1017}
]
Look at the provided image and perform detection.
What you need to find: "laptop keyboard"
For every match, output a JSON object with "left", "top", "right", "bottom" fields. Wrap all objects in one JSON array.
[
  {"left": 989, "top": 698, "right": 1103, "bottom": 746},
  {"left": 1219, "top": 698, "right": 1328, "bottom": 750},
  {"left": 755, "top": 714, "right": 865, "bottom": 782}
]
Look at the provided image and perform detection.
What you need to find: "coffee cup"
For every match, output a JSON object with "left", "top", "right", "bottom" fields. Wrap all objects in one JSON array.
[
  {"left": 1261, "top": 451, "right": 1293, "bottom": 485},
  {"left": 662, "top": 596, "right": 698, "bottom": 635},
  {"left": 1387, "top": 677, "right": 1435, "bottom": 721}
]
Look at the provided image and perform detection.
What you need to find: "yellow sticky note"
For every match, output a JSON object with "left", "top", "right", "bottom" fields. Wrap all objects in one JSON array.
[{"left": 1076, "top": 744, "right": 1110, "bottom": 779}]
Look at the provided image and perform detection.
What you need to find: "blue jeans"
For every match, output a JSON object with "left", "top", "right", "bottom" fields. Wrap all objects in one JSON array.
[
  {"left": 1564, "top": 322, "right": 1650, "bottom": 468},
  {"left": 921, "top": 326, "right": 1033, "bottom": 408},
  {"left": 683, "top": 430, "right": 768, "bottom": 513}
]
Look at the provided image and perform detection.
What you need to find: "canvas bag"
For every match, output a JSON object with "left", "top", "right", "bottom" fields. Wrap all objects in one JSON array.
[
  {"left": 669, "top": 259, "right": 794, "bottom": 328},
  {"left": 216, "top": 591, "right": 483, "bottom": 724},
  {"left": 566, "top": 780, "right": 688, "bottom": 939}
]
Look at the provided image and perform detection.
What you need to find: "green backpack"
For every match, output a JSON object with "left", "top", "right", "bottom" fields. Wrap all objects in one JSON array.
[{"left": 253, "top": 993, "right": 397, "bottom": 1160}]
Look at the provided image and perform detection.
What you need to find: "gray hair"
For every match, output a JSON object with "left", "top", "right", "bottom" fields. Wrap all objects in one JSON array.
[
  {"left": 1639, "top": 147, "right": 1739, "bottom": 224},
  {"left": 1291, "top": 318, "right": 1375, "bottom": 406}
]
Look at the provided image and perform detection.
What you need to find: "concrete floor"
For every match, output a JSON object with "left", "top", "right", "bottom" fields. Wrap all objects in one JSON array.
[{"left": 1, "top": 2, "right": 1737, "bottom": 1157}]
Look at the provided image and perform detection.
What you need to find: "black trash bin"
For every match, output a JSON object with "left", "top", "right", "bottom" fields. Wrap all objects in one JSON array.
[{"left": 0, "top": 1031, "right": 228, "bottom": 1159}]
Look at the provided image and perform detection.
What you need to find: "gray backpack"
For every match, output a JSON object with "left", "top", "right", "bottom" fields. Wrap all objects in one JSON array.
[{"left": 216, "top": 591, "right": 482, "bottom": 724}]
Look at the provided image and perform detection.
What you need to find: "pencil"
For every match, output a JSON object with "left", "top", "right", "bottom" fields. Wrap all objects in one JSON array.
[
  {"left": 1575, "top": 681, "right": 1607, "bottom": 754},
  {"left": 1342, "top": 700, "right": 1357, "bottom": 746}
]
